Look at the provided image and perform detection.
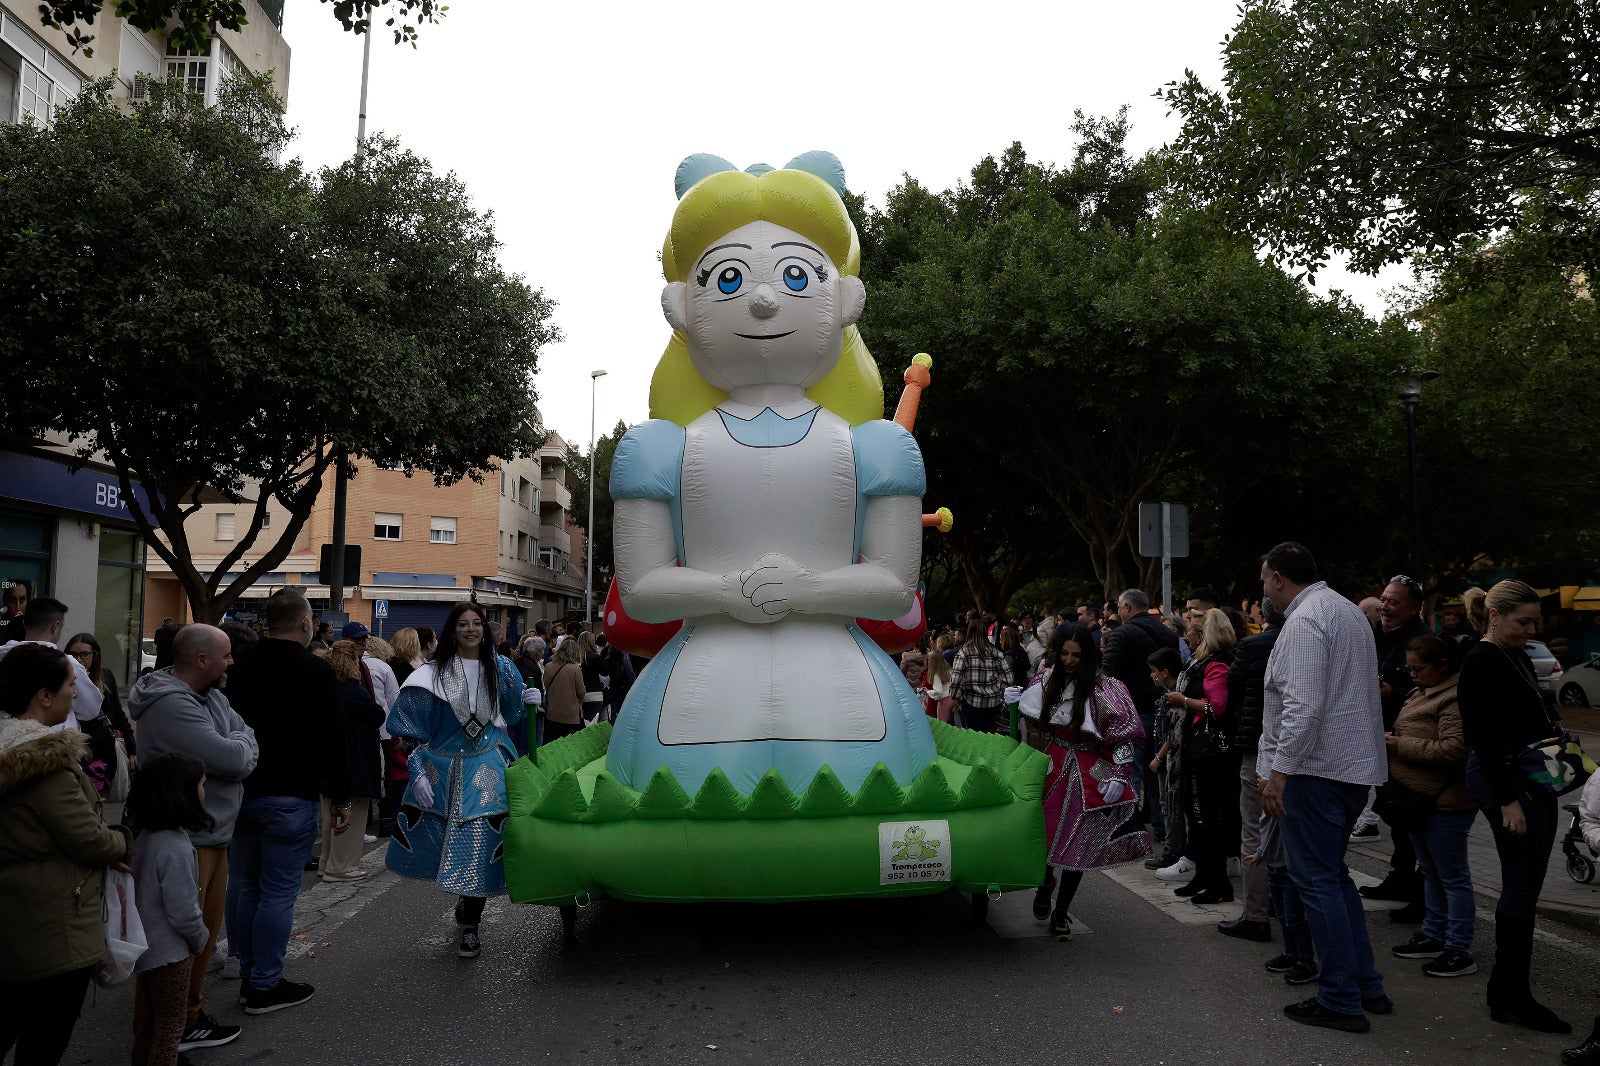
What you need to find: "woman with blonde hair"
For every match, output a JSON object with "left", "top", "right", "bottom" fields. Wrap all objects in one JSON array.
[
  {"left": 541, "top": 637, "right": 587, "bottom": 744},
  {"left": 1168, "top": 607, "right": 1238, "bottom": 903},
  {"left": 319, "top": 642, "right": 384, "bottom": 881},
  {"left": 1458, "top": 581, "right": 1570, "bottom": 1032},
  {"left": 923, "top": 635, "right": 955, "bottom": 723},
  {"left": 576, "top": 631, "right": 606, "bottom": 724},
  {"left": 387, "top": 628, "right": 423, "bottom": 686}
]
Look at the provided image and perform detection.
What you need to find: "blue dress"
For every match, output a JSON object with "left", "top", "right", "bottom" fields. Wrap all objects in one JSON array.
[
  {"left": 385, "top": 655, "right": 525, "bottom": 897},
  {"left": 606, "top": 405, "right": 937, "bottom": 796}
]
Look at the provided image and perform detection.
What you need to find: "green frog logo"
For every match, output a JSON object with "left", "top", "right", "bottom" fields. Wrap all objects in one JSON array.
[{"left": 892, "top": 824, "right": 942, "bottom": 861}]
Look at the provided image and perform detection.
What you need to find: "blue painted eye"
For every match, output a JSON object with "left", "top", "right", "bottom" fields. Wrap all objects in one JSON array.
[
  {"left": 782, "top": 264, "right": 809, "bottom": 292},
  {"left": 717, "top": 267, "right": 743, "bottom": 295}
]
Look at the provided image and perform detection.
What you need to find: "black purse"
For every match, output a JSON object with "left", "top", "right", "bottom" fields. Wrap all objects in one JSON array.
[{"left": 1185, "top": 701, "right": 1230, "bottom": 760}]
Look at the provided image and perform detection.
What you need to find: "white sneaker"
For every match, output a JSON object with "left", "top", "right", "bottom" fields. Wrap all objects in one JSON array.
[
  {"left": 221, "top": 955, "right": 241, "bottom": 980},
  {"left": 362, "top": 834, "right": 378, "bottom": 844},
  {"left": 1227, "top": 856, "right": 1243, "bottom": 878},
  {"left": 319, "top": 868, "right": 369, "bottom": 883},
  {"left": 1155, "top": 857, "right": 1196, "bottom": 882}
]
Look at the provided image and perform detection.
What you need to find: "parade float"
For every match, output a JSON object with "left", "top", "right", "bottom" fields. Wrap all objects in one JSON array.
[{"left": 501, "top": 153, "right": 1045, "bottom": 926}]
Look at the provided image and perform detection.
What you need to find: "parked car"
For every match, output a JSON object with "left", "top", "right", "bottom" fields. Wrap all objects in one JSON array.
[
  {"left": 1558, "top": 653, "right": 1600, "bottom": 708},
  {"left": 1527, "top": 641, "right": 1563, "bottom": 701},
  {"left": 140, "top": 638, "right": 156, "bottom": 673}
]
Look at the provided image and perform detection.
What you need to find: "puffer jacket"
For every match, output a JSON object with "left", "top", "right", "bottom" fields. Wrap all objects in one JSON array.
[
  {"left": 1388, "top": 673, "right": 1474, "bottom": 813},
  {"left": 1227, "top": 626, "right": 1280, "bottom": 754},
  {"left": 0, "top": 714, "right": 133, "bottom": 982}
]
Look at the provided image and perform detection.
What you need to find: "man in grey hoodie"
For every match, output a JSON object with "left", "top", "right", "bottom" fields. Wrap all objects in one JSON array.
[{"left": 129, "top": 624, "right": 258, "bottom": 1053}]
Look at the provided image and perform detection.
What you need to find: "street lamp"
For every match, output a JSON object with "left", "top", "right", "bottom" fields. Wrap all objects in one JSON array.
[
  {"left": 1398, "top": 369, "right": 1440, "bottom": 581},
  {"left": 586, "top": 369, "right": 607, "bottom": 625}
]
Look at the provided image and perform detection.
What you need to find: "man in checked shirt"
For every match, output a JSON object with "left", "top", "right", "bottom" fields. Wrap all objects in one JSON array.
[{"left": 1257, "top": 542, "right": 1391, "bottom": 1033}]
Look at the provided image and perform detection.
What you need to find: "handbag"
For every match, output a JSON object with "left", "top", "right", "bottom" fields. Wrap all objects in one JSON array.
[
  {"left": 1514, "top": 732, "right": 1597, "bottom": 796},
  {"left": 1185, "top": 701, "right": 1230, "bottom": 759},
  {"left": 96, "top": 866, "right": 147, "bottom": 987}
]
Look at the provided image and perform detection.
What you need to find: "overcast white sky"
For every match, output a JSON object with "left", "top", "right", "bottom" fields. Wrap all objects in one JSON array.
[{"left": 279, "top": 0, "right": 1407, "bottom": 449}]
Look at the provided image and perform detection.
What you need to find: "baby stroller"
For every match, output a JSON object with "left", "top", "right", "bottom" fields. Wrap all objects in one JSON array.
[{"left": 1562, "top": 803, "right": 1597, "bottom": 884}]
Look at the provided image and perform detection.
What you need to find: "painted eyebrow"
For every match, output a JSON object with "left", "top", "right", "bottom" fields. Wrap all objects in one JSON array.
[
  {"left": 772, "top": 241, "right": 824, "bottom": 256},
  {"left": 696, "top": 242, "right": 753, "bottom": 268}
]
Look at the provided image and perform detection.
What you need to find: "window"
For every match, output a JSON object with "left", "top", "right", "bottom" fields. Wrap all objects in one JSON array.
[
  {"left": 374, "top": 513, "right": 401, "bottom": 541},
  {"left": 215, "top": 513, "right": 236, "bottom": 541},
  {"left": 165, "top": 40, "right": 207, "bottom": 95},
  {"left": 429, "top": 516, "right": 457, "bottom": 544}
]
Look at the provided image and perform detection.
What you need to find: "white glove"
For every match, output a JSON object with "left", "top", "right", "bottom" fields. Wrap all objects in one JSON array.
[
  {"left": 1097, "top": 778, "right": 1125, "bottom": 804},
  {"left": 1003, "top": 686, "right": 1023, "bottom": 705},
  {"left": 598, "top": 675, "right": 611, "bottom": 688},
  {"left": 411, "top": 772, "right": 434, "bottom": 809},
  {"left": 522, "top": 686, "right": 543, "bottom": 706}
]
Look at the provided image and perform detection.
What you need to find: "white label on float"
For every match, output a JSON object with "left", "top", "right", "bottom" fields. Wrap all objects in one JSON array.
[{"left": 878, "top": 819, "right": 951, "bottom": 885}]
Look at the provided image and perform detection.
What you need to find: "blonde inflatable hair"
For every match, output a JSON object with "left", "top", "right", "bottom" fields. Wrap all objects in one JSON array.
[
  {"left": 1462, "top": 580, "right": 1540, "bottom": 633},
  {"left": 650, "top": 155, "right": 884, "bottom": 427}
]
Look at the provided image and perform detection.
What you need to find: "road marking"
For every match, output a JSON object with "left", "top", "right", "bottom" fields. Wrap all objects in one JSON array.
[
  {"left": 285, "top": 847, "right": 404, "bottom": 960},
  {"left": 1100, "top": 864, "right": 1389, "bottom": 926}
]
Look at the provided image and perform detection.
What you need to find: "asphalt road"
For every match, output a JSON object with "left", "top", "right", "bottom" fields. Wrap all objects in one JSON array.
[{"left": 62, "top": 846, "right": 1600, "bottom": 1066}]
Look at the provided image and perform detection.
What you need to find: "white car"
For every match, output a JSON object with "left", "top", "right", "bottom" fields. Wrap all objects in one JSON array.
[
  {"left": 1527, "top": 641, "right": 1562, "bottom": 700},
  {"left": 1557, "top": 653, "right": 1600, "bottom": 708},
  {"left": 140, "top": 638, "right": 156, "bottom": 673}
]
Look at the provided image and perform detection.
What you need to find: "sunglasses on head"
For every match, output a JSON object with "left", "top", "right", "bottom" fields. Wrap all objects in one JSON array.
[{"left": 1389, "top": 575, "right": 1423, "bottom": 592}]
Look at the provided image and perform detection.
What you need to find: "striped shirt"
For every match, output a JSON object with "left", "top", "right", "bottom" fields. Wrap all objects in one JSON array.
[{"left": 1257, "top": 581, "right": 1387, "bottom": 786}]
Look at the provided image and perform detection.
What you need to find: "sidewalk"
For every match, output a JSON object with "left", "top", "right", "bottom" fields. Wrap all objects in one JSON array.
[{"left": 1348, "top": 722, "right": 1600, "bottom": 935}]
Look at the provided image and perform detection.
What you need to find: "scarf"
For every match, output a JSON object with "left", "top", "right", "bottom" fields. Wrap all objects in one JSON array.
[{"left": 437, "top": 655, "right": 498, "bottom": 741}]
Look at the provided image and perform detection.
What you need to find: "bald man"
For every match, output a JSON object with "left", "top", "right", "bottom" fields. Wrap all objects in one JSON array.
[
  {"left": 1359, "top": 597, "right": 1382, "bottom": 628},
  {"left": 129, "top": 624, "right": 258, "bottom": 1051}
]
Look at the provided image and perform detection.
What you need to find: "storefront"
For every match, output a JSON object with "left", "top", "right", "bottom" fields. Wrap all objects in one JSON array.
[{"left": 0, "top": 448, "right": 152, "bottom": 687}]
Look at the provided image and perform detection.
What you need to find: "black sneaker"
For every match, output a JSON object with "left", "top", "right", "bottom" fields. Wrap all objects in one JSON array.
[
  {"left": 1264, "top": 952, "right": 1299, "bottom": 973},
  {"left": 1284, "top": 996, "right": 1370, "bottom": 1033},
  {"left": 1392, "top": 933, "right": 1446, "bottom": 960},
  {"left": 1422, "top": 949, "right": 1478, "bottom": 978},
  {"left": 458, "top": 929, "right": 482, "bottom": 958},
  {"left": 1049, "top": 914, "right": 1073, "bottom": 942},
  {"left": 1363, "top": 993, "right": 1394, "bottom": 1015},
  {"left": 243, "top": 978, "right": 316, "bottom": 1015},
  {"left": 1349, "top": 822, "right": 1380, "bottom": 839},
  {"left": 1285, "top": 961, "right": 1321, "bottom": 985},
  {"left": 177, "top": 1011, "right": 241, "bottom": 1050}
]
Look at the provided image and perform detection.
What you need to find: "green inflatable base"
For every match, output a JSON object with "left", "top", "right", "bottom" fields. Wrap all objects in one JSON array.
[{"left": 502, "top": 719, "right": 1048, "bottom": 906}]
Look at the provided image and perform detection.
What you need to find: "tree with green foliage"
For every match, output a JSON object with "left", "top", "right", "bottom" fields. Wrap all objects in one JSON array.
[
  {"left": 0, "top": 75, "right": 557, "bottom": 623},
  {"left": 856, "top": 114, "right": 1410, "bottom": 606},
  {"left": 37, "top": 0, "right": 441, "bottom": 55},
  {"left": 1162, "top": 0, "right": 1600, "bottom": 278}
]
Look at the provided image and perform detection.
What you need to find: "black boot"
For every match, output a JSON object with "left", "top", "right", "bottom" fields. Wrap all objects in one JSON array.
[
  {"left": 1490, "top": 913, "right": 1571, "bottom": 1034},
  {"left": 1563, "top": 1017, "right": 1600, "bottom": 1065},
  {"left": 1033, "top": 870, "right": 1056, "bottom": 921}
]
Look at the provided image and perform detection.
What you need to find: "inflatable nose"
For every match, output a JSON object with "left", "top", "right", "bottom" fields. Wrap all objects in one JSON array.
[{"left": 749, "top": 284, "right": 781, "bottom": 319}]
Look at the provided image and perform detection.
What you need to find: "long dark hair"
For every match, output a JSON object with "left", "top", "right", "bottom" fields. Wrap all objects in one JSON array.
[
  {"left": 1041, "top": 624, "right": 1100, "bottom": 735},
  {"left": 434, "top": 601, "right": 498, "bottom": 680},
  {"left": 126, "top": 752, "right": 213, "bottom": 835},
  {"left": 64, "top": 632, "right": 107, "bottom": 695}
]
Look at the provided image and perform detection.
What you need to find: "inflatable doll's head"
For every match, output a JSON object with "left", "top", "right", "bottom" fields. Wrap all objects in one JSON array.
[{"left": 651, "top": 152, "right": 884, "bottom": 426}]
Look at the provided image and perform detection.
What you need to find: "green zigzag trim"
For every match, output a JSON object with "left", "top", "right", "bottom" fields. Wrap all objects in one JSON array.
[{"left": 505, "top": 717, "right": 1049, "bottom": 825}]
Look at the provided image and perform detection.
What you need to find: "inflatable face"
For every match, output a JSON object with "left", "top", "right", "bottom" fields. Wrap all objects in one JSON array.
[
  {"left": 661, "top": 220, "right": 867, "bottom": 394},
  {"left": 604, "top": 153, "right": 937, "bottom": 798}
]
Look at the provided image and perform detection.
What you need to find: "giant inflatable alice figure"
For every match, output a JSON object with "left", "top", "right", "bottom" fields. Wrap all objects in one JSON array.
[
  {"left": 604, "top": 150, "right": 936, "bottom": 798},
  {"left": 501, "top": 153, "right": 1046, "bottom": 911}
]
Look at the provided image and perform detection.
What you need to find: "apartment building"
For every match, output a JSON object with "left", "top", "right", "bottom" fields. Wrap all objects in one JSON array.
[
  {"left": 0, "top": 1, "right": 289, "bottom": 687},
  {"left": 142, "top": 432, "right": 590, "bottom": 645}
]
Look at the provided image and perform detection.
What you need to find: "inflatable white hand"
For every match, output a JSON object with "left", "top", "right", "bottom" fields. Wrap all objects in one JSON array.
[
  {"left": 1097, "top": 778, "right": 1125, "bottom": 804},
  {"left": 732, "top": 553, "right": 820, "bottom": 624},
  {"left": 412, "top": 772, "right": 434, "bottom": 808}
]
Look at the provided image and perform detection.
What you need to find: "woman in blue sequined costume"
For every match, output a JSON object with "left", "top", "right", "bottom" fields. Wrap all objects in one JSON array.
[{"left": 385, "top": 601, "right": 527, "bottom": 959}]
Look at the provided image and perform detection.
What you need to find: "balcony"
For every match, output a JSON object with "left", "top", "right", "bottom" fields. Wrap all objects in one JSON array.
[
  {"left": 540, "top": 522, "right": 569, "bottom": 549},
  {"left": 540, "top": 476, "right": 572, "bottom": 513}
]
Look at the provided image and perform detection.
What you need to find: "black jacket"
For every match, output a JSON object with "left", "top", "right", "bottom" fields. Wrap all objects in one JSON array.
[
  {"left": 1376, "top": 616, "right": 1432, "bottom": 728},
  {"left": 1227, "top": 626, "right": 1281, "bottom": 754},
  {"left": 226, "top": 638, "right": 348, "bottom": 805},
  {"left": 1102, "top": 614, "right": 1180, "bottom": 719},
  {"left": 336, "top": 679, "right": 386, "bottom": 799}
]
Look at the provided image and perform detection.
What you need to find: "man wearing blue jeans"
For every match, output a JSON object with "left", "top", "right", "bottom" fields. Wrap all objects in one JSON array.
[
  {"left": 1258, "top": 542, "right": 1390, "bottom": 1033},
  {"left": 226, "top": 589, "right": 349, "bottom": 1015}
]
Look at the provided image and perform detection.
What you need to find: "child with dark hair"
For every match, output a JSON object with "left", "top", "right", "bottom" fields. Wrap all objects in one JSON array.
[{"left": 128, "top": 753, "right": 213, "bottom": 1066}]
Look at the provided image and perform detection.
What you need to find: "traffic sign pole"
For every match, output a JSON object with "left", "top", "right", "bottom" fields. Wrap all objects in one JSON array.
[{"left": 1162, "top": 502, "right": 1173, "bottom": 619}]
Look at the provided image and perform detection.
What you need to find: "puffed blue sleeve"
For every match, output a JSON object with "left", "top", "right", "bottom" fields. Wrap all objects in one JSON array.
[
  {"left": 497, "top": 656, "right": 526, "bottom": 728},
  {"left": 852, "top": 419, "right": 926, "bottom": 497},
  {"left": 611, "top": 419, "right": 686, "bottom": 500}
]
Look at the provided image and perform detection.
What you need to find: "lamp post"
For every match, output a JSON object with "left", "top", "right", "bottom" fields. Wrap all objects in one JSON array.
[
  {"left": 327, "top": 28, "right": 375, "bottom": 615},
  {"left": 586, "top": 369, "right": 607, "bottom": 624},
  {"left": 1398, "top": 369, "right": 1440, "bottom": 581}
]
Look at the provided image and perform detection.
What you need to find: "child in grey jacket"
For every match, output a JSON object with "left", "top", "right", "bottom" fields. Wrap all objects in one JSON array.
[{"left": 128, "top": 754, "right": 213, "bottom": 1066}]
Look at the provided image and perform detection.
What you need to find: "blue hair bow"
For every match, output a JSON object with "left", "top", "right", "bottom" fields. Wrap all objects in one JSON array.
[{"left": 673, "top": 151, "right": 848, "bottom": 199}]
